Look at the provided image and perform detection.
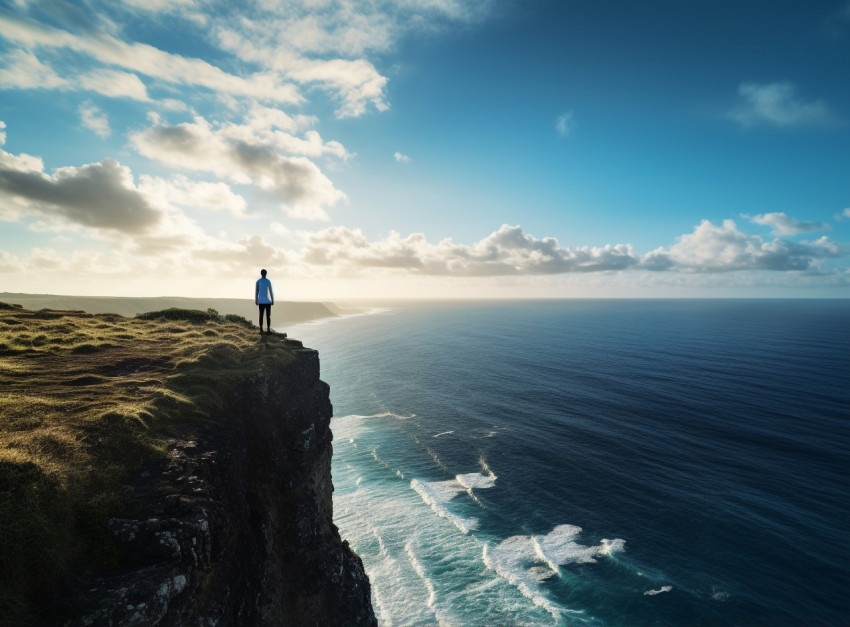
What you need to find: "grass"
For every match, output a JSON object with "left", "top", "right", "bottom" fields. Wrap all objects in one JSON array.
[{"left": 0, "top": 304, "right": 299, "bottom": 622}]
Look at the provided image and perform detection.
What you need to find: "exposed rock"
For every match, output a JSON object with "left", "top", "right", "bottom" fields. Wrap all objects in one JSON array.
[{"left": 60, "top": 348, "right": 376, "bottom": 626}]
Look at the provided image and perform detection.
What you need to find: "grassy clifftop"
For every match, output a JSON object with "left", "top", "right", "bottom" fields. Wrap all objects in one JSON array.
[{"left": 0, "top": 303, "right": 303, "bottom": 621}]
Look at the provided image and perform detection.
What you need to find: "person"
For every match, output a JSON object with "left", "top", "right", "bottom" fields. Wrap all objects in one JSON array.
[{"left": 255, "top": 269, "right": 274, "bottom": 333}]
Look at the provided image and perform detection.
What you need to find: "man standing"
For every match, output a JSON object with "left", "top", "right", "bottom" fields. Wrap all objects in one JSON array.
[{"left": 255, "top": 269, "right": 274, "bottom": 333}]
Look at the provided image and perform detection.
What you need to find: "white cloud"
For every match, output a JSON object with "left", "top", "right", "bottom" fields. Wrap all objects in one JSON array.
[
  {"left": 79, "top": 101, "right": 111, "bottom": 138},
  {"left": 0, "top": 121, "right": 6, "bottom": 145},
  {"left": 212, "top": 0, "right": 498, "bottom": 118},
  {"left": 843, "top": 208, "right": 850, "bottom": 219},
  {"left": 0, "top": 49, "right": 66, "bottom": 89},
  {"left": 292, "top": 221, "right": 846, "bottom": 278},
  {"left": 394, "top": 151, "right": 411, "bottom": 163},
  {"left": 215, "top": 30, "right": 389, "bottom": 119},
  {"left": 2, "top": 217, "right": 847, "bottom": 299},
  {"left": 239, "top": 0, "right": 494, "bottom": 57},
  {"left": 78, "top": 68, "right": 149, "bottom": 101},
  {"left": 271, "top": 222, "right": 290, "bottom": 236},
  {"left": 0, "top": 48, "right": 149, "bottom": 100},
  {"left": 138, "top": 174, "right": 248, "bottom": 216},
  {"left": 0, "top": 0, "right": 496, "bottom": 123},
  {"left": 122, "top": 0, "right": 199, "bottom": 13},
  {"left": 555, "top": 111, "right": 575, "bottom": 137},
  {"left": 642, "top": 219, "right": 842, "bottom": 272},
  {"left": 130, "top": 116, "right": 346, "bottom": 220},
  {"left": 299, "top": 224, "right": 641, "bottom": 276},
  {"left": 0, "top": 12, "right": 302, "bottom": 105},
  {"left": 728, "top": 82, "right": 835, "bottom": 127},
  {"left": 219, "top": 109, "right": 351, "bottom": 160},
  {"left": 288, "top": 56, "right": 389, "bottom": 119},
  {"left": 0, "top": 149, "right": 163, "bottom": 233},
  {"left": 748, "top": 212, "right": 830, "bottom": 236}
]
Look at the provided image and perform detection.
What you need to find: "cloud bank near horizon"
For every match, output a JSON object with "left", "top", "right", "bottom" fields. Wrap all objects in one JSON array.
[{"left": 0, "top": 119, "right": 845, "bottom": 285}]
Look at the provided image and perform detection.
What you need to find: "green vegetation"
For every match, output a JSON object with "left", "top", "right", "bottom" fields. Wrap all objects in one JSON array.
[
  {"left": 0, "top": 304, "right": 298, "bottom": 621},
  {"left": 136, "top": 307, "right": 253, "bottom": 328}
]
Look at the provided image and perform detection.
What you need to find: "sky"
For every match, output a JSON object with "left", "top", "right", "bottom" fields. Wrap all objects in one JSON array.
[{"left": 0, "top": 0, "right": 848, "bottom": 300}]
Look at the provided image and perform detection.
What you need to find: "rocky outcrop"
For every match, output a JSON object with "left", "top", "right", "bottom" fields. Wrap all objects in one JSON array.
[{"left": 63, "top": 347, "right": 376, "bottom": 626}]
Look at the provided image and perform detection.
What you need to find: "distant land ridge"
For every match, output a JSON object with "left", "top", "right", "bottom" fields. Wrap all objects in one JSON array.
[
  {"left": 0, "top": 293, "right": 351, "bottom": 328},
  {"left": 0, "top": 304, "right": 376, "bottom": 625}
]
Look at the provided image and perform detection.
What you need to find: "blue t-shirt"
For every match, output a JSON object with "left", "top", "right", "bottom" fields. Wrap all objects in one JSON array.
[{"left": 256, "top": 277, "right": 273, "bottom": 304}]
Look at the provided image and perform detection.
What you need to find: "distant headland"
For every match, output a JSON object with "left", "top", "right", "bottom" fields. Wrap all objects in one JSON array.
[{"left": 0, "top": 293, "right": 357, "bottom": 328}]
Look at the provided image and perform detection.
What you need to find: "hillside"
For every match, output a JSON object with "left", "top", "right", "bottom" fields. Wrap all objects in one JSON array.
[{"left": 0, "top": 303, "right": 375, "bottom": 625}]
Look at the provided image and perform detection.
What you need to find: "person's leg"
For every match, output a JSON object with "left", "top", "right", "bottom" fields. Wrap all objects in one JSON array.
[
  {"left": 265, "top": 305, "right": 271, "bottom": 330},
  {"left": 258, "top": 305, "right": 264, "bottom": 332}
]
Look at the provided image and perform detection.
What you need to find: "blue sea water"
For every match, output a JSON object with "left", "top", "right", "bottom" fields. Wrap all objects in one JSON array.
[{"left": 287, "top": 300, "right": 850, "bottom": 626}]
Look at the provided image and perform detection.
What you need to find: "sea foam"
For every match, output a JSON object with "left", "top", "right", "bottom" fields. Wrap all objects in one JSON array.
[
  {"left": 483, "top": 525, "right": 626, "bottom": 620},
  {"left": 411, "top": 470, "right": 498, "bottom": 534}
]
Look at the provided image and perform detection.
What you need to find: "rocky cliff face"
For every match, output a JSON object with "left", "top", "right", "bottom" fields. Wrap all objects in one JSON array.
[{"left": 66, "top": 347, "right": 376, "bottom": 626}]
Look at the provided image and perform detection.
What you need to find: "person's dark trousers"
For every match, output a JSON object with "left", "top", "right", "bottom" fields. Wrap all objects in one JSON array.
[{"left": 258, "top": 304, "right": 271, "bottom": 329}]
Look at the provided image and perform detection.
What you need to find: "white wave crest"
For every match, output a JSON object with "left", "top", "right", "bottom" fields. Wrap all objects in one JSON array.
[
  {"left": 483, "top": 524, "right": 626, "bottom": 620},
  {"left": 411, "top": 469, "right": 498, "bottom": 532},
  {"left": 478, "top": 456, "right": 494, "bottom": 476},
  {"left": 411, "top": 479, "right": 477, "bottom": 534},
  {"left": 405, "top": 539, "right": 459, "bottom": 626},
  {"left": 644, "top": 585, "right": 673, "bottom": 596},
  {"left": 456, "top": 472, "right": 497, "bottom": 491},
  {"left": 482, "top": 539, "right": 564, "bottom": 622}
]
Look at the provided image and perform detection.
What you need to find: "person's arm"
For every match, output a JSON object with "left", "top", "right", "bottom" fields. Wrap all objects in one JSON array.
[
  {"left": 255, "top": 281, "right": 259, "bottom": 305},
  {"left": 269, "top": 283, "right": 274, "bottom": 305}
]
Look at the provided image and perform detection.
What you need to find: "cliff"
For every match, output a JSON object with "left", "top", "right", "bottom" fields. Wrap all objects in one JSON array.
[{"left": 0, "top": 304, "right": 376, "bottom": 626}]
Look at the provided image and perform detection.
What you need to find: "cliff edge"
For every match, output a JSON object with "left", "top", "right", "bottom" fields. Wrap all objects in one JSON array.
[{"left": 0, "top": 304, "right": 376, "bottom": 626}]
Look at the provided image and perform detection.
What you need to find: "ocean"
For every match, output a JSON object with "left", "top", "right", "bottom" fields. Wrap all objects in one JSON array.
[{"left": 287, "top": 300, "right": 849, "bottom": 626}]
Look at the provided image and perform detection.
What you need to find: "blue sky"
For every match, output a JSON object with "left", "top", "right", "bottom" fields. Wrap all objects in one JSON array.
[{"left": 0, "top": 0, "right": 848, "bottom": 298}]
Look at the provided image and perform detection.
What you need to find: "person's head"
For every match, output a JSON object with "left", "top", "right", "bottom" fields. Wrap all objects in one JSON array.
[{"left": 260, "top": 269, "right": 267, "bottom": 277}]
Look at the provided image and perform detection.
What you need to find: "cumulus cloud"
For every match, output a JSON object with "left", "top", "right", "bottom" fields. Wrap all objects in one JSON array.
[
  {"left": 293, "top": 221, "right": 846, "bottom": 278},
  {"left": 394, "top": 151, "right": 411, "bottom": 163},
  {"left": 0, "top": 146, "right": 163, "bottom": 233},
  {"left": 130, "top": 116, "right": 346, "bottom": 220},
  {"left": 555, "top": 111, "right": 575, "bottom": 137},
  {"left": 748, "top": 212, "right": 830, "bottom": 236},
  {"left": 219, "top": 108, "right": 350, "bottom": 160},
  {"left": 194, "top": 234, "right": 287, "bottom": 267},
  {"left": 138, "top": 174, "right": 247, "bottom": 216},
  {"left": 79, "top": 101, "right": 110, "bottom": 138},
  {"left": 642, "top": 219, "right": 843, "bottom": 272},
  {"left": 300, "top": 224, "right": 641, "bottom": 276},
  {"left": 728, "top": 82, "right": 836, "bottom": 127}
]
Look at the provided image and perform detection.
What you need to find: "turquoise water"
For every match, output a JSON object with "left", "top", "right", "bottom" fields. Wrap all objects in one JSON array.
[{"left": 288, "top": 300, "right": 849, "bottom": 626}]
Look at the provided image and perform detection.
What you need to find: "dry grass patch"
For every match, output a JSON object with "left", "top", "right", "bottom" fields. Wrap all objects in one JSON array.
[{"left": 0, "top": 304, "right": 299, "bottom": 620}]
